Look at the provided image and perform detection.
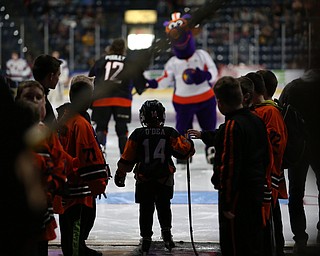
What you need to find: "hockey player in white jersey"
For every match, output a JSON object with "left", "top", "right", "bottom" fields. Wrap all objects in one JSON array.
[{"left": 6, "top": 51, "right": 32, "bottom": 85}]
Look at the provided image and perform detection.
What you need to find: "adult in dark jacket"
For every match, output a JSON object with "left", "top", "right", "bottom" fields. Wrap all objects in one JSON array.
[{"left": 279, "top": 69, "right": 320, "bottom": 254}]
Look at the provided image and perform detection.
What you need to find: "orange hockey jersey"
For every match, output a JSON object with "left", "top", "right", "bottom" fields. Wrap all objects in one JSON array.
[
  {"left": 253, "top": 100, "right": 288, "bottom": 202},
  {"left": 31, "top": 122, "right": 77, "bottom": 241},
  {"left": 58, "top": 112, "right": 109, "bottom": 210}
]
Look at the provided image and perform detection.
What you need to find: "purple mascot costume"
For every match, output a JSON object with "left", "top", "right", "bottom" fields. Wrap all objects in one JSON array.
[{"left": 147, "top": 12, "right": 218, "bottom": 164}]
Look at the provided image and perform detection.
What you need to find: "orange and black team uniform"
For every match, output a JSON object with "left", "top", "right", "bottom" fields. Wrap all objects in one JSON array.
[
  {"left": 89, "top": 53, "right": 136, "bottom": 154},
  {"left": 33, "top": 150, "right": 62, "bottom": 240},
  {"left": 253, "top": 100, "right": 288, "bottom": 256},
  {"left": 198, "top": 118, "right": 272, "bottom": 228},
  {"left": 57, "top": 110, "right": 109, "bottom": 256},
  {"left": 253, "top": 101, "right": 288, "bottom": 205},
  {"left": 116, "top": 126, "right": 194, "bottom": 241},
  {"left": 32, "top": 122, "right": 78, "bottom": 256},
  {"left": 212, "top": 108, "right": 269, "bottom": 256}
]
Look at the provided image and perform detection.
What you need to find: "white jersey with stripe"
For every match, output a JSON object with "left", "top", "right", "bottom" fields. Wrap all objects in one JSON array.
[
  {"left": 6, "top": 58, "right": 32, "bottom": 82},
  {"left": 157, "top": 49, "right": 218, "bottom": 98}
]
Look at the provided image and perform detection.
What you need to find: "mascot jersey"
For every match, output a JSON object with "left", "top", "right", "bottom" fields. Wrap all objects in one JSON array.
[{"left": 157, "top": 48, "right": 218, "bottom": 104}]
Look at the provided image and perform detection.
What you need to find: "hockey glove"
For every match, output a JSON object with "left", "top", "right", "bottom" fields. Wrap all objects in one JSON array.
[
  {"left": 211, "top": 171, "right": 220, "bottom": 190},
  {"left": 114, "top": 172, "right": 126, "bottom": 187},
  {"left": 87, "top": 179, "right": 107, "bottom": 196},
  {"left": 133, "top": 74, "right": 148, "bottom": 95},
  {"left": 96, "top": 192, "right": 107, "bottom": 200},
  {"left": 192, "top": 68, "right": 212, "bottom": 85},
  {"left": 146, "top": 79, "right": 158, "bottom": 89}
]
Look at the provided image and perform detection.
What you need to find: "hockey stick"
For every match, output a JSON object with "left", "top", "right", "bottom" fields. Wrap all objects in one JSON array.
[
  {"left": 270, "top": 203, "right": 277, "bottom": 256},
  {"left": 186, "top": 155, "right": 199, "bottom": 256}
]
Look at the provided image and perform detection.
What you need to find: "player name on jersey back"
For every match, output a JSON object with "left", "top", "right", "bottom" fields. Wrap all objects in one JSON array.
[
  {"left": 145, "top": 128, "right": 166, "bottom": 135},
  {"left": 104, "top": 55, "right": 126, "bottom": 61}
]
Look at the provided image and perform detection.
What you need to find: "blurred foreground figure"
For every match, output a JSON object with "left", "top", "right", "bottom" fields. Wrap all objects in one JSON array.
[
  {"left": 15, "top": 80, "right": 78, "bottom": 256},
  {"left": 0, "top": 75, "right": 45, "bottom": 256}
]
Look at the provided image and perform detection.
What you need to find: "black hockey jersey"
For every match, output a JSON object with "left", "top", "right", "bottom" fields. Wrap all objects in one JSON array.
[
  {"left": 117, "top": 126, "right": 194, "bottom": 183},
  {"left": 89, "top": 54, "right": 133, "bottom": 107}
]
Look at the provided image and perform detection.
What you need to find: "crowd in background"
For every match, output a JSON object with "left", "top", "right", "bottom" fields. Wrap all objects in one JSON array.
[{"left": 13, "top": 0, "right": 316, "bottom": 71}]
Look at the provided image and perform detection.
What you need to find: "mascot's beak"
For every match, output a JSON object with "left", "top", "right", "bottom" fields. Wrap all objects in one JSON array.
[
  {"left": 168, "top": 28, "right": 190, "bottom": 47},
  {"left": 169, "top": 29, "right": 181, "bottom": 40}
]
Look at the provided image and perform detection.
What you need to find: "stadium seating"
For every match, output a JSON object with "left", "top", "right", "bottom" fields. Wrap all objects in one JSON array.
[{"left": 0, "top": 0, "right": 310, "bottom": 72}]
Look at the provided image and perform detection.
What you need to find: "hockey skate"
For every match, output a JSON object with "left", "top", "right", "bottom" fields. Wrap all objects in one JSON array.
[
  {"left": 161, "top": 230, "right": 175, "bottom": 252},
  {"left": 139, "top": 237, "right": 151, "bottom": 255}
]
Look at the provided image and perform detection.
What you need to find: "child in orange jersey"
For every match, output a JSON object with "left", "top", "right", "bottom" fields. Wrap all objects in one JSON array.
[
  {"left": 57, "top": 78, "right": 110, "bottom": 256},
  {"left": 15, "top": 80, "right": 77, "bottom": 256},
  {"left": 246, "top": 71, "right": 288, "bottom": 256}
]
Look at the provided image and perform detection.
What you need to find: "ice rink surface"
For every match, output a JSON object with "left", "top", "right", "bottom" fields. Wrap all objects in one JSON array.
[{"left": 49, "top": 87, "right": 319, "bottom": 250}]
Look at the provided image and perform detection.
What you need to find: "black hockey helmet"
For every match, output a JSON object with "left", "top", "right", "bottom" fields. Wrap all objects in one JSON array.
[{"left": 139, "top": 100, "right": 166, "bottom": 127}]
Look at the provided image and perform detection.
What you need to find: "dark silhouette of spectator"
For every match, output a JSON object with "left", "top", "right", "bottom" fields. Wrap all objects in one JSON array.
[
  {"left": 0, "top": 75, "right": 45, "bottom": 256},
  {"left": 279, "top": 69, "right": 320, "bottom": 255}
]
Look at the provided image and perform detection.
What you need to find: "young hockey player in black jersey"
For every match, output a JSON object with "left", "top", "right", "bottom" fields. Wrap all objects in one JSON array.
[{"left": 114, "top": 100, "right": 195, "bottom": 255}]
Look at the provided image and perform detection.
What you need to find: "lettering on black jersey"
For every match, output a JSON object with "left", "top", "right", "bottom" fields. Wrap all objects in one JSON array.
[
  {"left": 145, "top": 128, "right": 166, "bottom": 135},
  {"left": 104, "top": 55, "right": 126, "bottom": 61}
]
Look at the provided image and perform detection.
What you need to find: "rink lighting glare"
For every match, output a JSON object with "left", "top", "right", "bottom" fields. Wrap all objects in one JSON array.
[
  {"left": 18, "top": 38, "right": 23, "bottom": 44},
  {"left": 127, "top": 34, "right": 155, "bottom": 50},
  {"left": 4, "top": 14, "right": 9, "bottom": 20},
  {"left": 0, "top": 6, "right": 5, "bottom": 11},
  {"left": 13, "top": 30, "right": 19, "bottom": 36}
]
